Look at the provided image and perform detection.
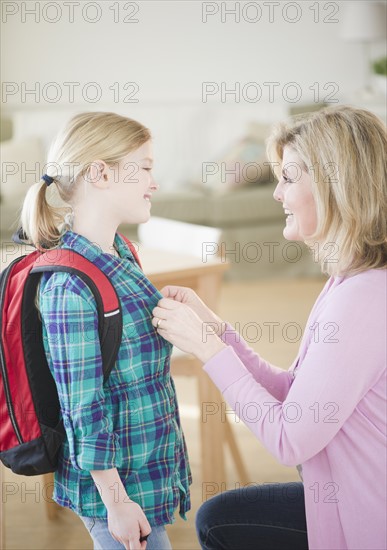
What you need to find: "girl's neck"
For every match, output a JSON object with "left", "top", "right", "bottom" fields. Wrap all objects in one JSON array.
[{"left": 71, "top": 219, "right": 118, "bottom": 256}]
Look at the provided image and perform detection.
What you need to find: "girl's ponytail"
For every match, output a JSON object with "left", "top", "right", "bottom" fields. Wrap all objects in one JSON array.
[{"left": 20, "top": 176, "right": 66, "bottom": 250}]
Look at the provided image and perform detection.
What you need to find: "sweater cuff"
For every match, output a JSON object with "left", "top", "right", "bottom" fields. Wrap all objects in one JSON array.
[
  {"left": 203, "top": 346, "right": 249, "bottom": 393},
  {"left": 220, "top": 322, "right": 241, "bottom": 346}
]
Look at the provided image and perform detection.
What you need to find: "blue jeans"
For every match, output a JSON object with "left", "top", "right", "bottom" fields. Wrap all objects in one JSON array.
[
  {"left": 196, "top": 482, "right": 308, "bottom": 550},
  {"left": 80, "top": 516, "right": 172, "bottom": 550}
]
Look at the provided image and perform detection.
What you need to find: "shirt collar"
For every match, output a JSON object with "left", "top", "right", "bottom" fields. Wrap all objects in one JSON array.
[{"left": 60, "top": 230, "right": 137, "bottom": 264}]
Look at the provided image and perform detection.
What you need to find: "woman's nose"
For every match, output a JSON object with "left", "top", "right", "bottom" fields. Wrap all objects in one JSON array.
[{"left": 273, "top": 181, "right": 283, "bottom": 202}]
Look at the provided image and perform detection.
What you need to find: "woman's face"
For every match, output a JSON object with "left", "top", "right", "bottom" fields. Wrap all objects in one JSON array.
[
  {"left": 273, "top": 146, "right": 317, "bottom": 242},
  {"left": 113, "top": 139, "right": 158, "bottom": 225}
]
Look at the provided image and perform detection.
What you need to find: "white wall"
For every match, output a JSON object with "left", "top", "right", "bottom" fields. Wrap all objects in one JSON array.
[{"left": 1, "top": 0, "right": 386, "bottom": 188}]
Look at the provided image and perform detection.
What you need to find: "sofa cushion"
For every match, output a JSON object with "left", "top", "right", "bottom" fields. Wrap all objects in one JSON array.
[
  {"left": 199, "top": 122, "right": 273, "bottom": 194},
  {"left": 150, "top": 188, "right": 208, "bottom": 224},
  {"left": 150, "top": 184, "right": 284, "bottom": 228},
  {"left": 207, "top": 184, "right": 284, "bottom": 227}
]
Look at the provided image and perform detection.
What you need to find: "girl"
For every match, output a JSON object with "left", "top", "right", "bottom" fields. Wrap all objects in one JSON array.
[
  {"left": 152, "top": 105, "right": 387, "bottom": 550},
  {"left": 20, "top": 112, "right": 191, "bottom": 550}
]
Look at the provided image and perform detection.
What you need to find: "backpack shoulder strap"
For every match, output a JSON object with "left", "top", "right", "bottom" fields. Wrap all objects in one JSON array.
[
  {"left": 31, "top": 249, "right": 122, "bottom": 383},
  {"left": 118, "top": 233, "right": 143, "bottom": 269}
]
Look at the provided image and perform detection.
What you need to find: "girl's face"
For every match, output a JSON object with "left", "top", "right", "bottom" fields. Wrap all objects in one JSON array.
[
  {"left": 273, "top": 146, "right": 317, "bottom": 242},
  {"left": 111, "top": 140, "right": 158, "bottom": 225}
]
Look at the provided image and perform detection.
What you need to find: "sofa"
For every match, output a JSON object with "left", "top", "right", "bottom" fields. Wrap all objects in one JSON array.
[{"left": 125, "top": 185, "right": 321, "bottom": 280}]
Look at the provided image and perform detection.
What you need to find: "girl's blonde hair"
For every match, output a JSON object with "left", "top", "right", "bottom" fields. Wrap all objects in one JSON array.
[
  {"left": 20, "top": 111, "right": 151, "bottom": 250},
  {"left": 266, "top": 105, "right": 387, "bottom": 277}
]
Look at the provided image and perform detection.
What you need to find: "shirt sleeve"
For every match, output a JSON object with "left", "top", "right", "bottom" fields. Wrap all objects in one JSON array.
[
  {"left": 205, "top": 276, "right": 386, "bottom": 467},
  {"left": 220, "top": 322, "right": 293, "bottom": 401},
  {"left": 39, "top": 273, "right": 123, "bottom": 471}
]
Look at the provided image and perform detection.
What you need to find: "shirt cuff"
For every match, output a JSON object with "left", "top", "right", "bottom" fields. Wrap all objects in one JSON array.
[{"left": 73, "top": 432, "right": 123, "bottom": 471}]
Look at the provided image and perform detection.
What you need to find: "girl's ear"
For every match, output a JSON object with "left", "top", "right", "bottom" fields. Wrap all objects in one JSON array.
[{"left": 86, "top": 160, "right": 110, "bottom": 188}]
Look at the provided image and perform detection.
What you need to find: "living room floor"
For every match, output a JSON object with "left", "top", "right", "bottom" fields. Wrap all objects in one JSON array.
[{"left": 2, "top": 276, "right": 327, "bottom": 550}]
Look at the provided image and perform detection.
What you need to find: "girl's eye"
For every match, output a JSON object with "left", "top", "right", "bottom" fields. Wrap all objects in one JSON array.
[{"left": 143, "top": 167, "right": 152, "bottom": 171}]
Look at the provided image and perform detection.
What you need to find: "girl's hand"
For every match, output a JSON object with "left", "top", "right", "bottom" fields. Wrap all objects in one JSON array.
[
  {"left": 107, "top": 500, "right": 151, "bottom": 550},
  {"left": 152, "top": 298, "right": 226, "bottom": 363},
  {"left": 159, "top": 286, "right": 225, "bottom": 337}
]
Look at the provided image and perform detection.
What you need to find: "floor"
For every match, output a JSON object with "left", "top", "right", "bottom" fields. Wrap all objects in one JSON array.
[{"left": 1, "top": 276, "right": 326, "bottom": 550}]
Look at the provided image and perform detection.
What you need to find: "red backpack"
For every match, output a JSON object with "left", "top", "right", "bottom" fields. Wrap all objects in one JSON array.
[{"left": 0, "top": 231, "right": 141, "bottom": 476}]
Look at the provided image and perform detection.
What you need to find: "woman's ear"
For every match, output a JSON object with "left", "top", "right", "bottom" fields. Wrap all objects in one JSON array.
[{"left": 86, "top": 160, "right": 110, "bottom": 188}]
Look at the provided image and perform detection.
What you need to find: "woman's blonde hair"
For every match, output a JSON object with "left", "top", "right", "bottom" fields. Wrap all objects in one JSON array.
[
  {"left": 266, "top": 105, "right": 387, "bottom": 277},
  {"left": 20, "top": 111, "right": 151, "bottom": 250}
]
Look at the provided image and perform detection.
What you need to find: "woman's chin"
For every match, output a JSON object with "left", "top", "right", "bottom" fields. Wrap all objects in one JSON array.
[{"left": 283, "top": 226, "right": 300, "bottom": 241}]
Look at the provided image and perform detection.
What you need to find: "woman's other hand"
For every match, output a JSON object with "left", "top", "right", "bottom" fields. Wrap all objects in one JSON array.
[
  {"left": 152, "top": 298, "right": 226, "bottom": 363},
  {"left": 159, "top": 285, "right": 225, "bottom": 337}
]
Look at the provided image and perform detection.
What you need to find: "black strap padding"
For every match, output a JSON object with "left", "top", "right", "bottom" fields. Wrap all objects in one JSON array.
[{"left": 26, "top": 267, "right": 123, "bottom": 385}]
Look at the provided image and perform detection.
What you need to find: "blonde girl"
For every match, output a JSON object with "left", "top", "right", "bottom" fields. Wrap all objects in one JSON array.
[{"left": 20, "top": 112, "right": 191, "bottom": 550}]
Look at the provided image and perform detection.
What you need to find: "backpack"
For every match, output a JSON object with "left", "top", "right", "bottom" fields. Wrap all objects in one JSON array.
[{"left": 0, "top": 231, "right": 142, "bottom": 476}]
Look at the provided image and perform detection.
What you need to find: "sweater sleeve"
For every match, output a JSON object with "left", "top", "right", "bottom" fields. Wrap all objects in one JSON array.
[
  {"left": 205, "top": 273, "right": 386, "bottom": 467},
  {"left": 220, "top": 322, "right": 293, "bottom": 401},
  {"left": 39, "top": 273, "right": 123, "bottom": 471}
]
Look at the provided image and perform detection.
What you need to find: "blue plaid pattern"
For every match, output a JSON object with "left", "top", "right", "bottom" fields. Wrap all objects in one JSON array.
[{"left": 38, "top": 230, "right": 192, "bottom": 525}]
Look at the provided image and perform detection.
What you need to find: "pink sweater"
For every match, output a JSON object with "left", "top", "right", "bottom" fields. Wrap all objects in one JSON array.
[{"left": 204, "top": 269, "right": 387, "bottom": 550}]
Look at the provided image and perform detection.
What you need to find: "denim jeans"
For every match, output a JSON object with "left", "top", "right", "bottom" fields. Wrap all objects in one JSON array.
[
  {"left": 80, "top": 516, "right": 172, "bottom": 550},
  {"left": 196, "top": 482, "right": 308, "bottom": 550}
]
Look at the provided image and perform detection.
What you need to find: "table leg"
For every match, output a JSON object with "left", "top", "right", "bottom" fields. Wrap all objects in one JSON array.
[
  {"left": 197, "top": 365, "right": 226, "bottom": 489},
  {"left": 196, "top": 272, "right": 249, "bottom": 490}
]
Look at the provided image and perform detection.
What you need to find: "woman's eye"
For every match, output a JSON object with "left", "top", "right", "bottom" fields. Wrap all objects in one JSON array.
[{"left": 143, "top": 167, "right": 152, "bottom": 171}]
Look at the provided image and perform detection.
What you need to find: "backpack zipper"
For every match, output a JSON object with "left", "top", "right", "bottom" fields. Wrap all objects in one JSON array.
[{"left": 0, "top": 256, "right": 26, "bottom": 445}]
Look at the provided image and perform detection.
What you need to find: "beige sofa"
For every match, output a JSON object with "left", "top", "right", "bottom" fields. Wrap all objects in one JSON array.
[
  {"left": 124, "top": 185, "right": 321, "bottom": 280},
  {"left": 0, "top": 125, "right": 321, "bottom": 280}
]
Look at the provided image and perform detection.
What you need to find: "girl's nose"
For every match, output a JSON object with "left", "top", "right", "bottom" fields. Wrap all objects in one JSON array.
[{"left": 150, "top": 174, "right": 159, "bottom": 190}]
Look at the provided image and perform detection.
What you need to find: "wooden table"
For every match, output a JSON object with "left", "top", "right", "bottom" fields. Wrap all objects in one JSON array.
[{"left": 140, "top": 247, "right": 249, "bottom": 488}]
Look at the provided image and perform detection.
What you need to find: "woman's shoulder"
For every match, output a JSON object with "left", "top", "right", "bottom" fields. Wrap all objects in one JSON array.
[
  {"left": 320, "top": 268, "right": 386, "bottom": 324},
  {"left": 335, "top": 268, "right": 386, "bottom": 297}
]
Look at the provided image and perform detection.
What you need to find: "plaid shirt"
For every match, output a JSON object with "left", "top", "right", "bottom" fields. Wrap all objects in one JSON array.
[{"left": 38, "top": 230, "right": 192, "bottom": 524}]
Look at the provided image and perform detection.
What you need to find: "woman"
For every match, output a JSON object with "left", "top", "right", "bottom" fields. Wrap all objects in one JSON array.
[
  {"left": 20, "top": 112, "right": 191, "bottom": 550},
  {"left": 152, "top": 105, "right": 387, "bottom": 550}
]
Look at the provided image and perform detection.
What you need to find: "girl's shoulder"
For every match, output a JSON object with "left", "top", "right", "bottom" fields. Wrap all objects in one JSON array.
[{"left": 38, "top": 264, "right": 97, "bottom": 311}]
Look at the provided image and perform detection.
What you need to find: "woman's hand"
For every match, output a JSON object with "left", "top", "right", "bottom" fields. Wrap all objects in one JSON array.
[
  {"left": 152, "top": 298, "right": 226, "bottom": 363},
  {"left": 159, "top": 286, "right": 225, "bottom": 337},
  {"left": 107, "top": 500, "right": 151, "bottom": 550}
]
